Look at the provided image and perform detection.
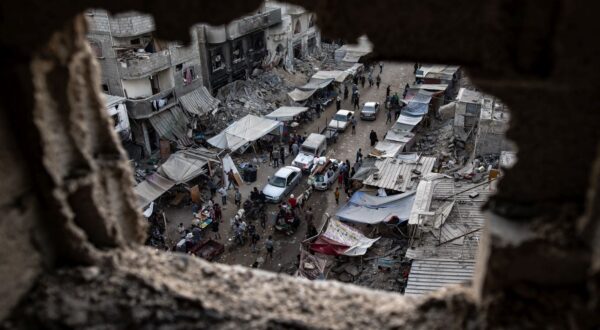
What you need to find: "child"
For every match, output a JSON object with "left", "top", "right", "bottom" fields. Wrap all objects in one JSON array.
[{"left": 334, "top": 187, "right": 340, "bottom": 205}]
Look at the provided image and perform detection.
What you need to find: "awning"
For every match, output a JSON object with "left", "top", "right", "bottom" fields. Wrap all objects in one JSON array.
[
  {"left": 310, "top": 218, "right": 379, "bottom": 256},
  {"left": 148, "top": 106, "right": 190, "bottom": 144},
  {"left": 344, "top": 63, "right": 364, "bottom": 76},
  {"left": 411, "top": 84, "right": 448, "bottom": 92},
  {"left": 265, "top": 106, "right": 309, "bottom": 121},
  {"left": 179, "top": 86, "right": 220, "bottom": 116},
  {"left": 207, "top": 114, "right": 280, "bottom": 152},
  {"left": 288, "top": 88, "right": 317, "bottom": 102},
  {"left": 133, "top": 173, "right": 175, "bottom": 208},
  {"left": 157, "top": 151, "right": 207, "bottom": 184},
  {"left": 336, "top": 191, "right": 417, "bottom": 224},
  {"left": 371, "top": 140, "right": 405, "bottom": 158},
  {"left": 299, "top": 77, "right": 334, "bottom": 90},
  {"left": 394, "top": 113, "right": 424, "bottom": 131},
  {"left": 312, "top": 70, "right": 350, "bottom": 83},
  {"left": 404, "top": 103, "right": 429, "bottom": 116}
]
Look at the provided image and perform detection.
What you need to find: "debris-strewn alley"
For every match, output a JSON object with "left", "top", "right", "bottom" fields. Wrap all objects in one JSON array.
[{"left": 102, "top": 4, "right": 515, "bottom": 296}]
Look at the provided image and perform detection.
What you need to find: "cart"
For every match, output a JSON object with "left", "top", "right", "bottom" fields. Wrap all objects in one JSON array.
[{"left": 190, "top": 239, "right": 225, "bottom": 261}]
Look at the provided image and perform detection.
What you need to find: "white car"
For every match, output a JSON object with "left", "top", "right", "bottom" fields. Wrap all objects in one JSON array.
[
  {"left": 262, "top": 166, "right": 302, "bottom": 203},
  {"left": 328, "top": 110, "right": 354, "bottom": 132},
  {"left": 292, "top": 133, "right": 327, "bottom": 172}
]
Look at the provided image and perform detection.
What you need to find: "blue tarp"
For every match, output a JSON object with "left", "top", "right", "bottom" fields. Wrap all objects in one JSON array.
[{"left": 336, "top": 191, "right": 417, "bottom": 224}]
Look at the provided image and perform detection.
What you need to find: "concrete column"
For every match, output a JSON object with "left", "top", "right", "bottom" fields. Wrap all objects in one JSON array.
[{"left": 141, "top": 121, "right": 152, "bottom": 156}]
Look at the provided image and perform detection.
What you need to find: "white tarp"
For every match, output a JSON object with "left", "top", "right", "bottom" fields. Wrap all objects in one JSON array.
[
  {"left": 222, "top": 154, "right": 243, "bottom": 187},
  {"left": 208, "top": 114, "right": 280, "bottom": 152},
  {"left": 157, "top": 151, "right": 207, "bottom": 184},
  {"left": 336, "top": 191, "right": 417, "bottom": 225},
  {"left": 322, "top": 218, "right": 380, "bottom": 256},
  {"left": 288, "top": 88, "right": 317, "bottom": 102},
  {"left": 394, "top": 113, "right": 424, "bottom": 132},
  {"left": 134, "top": 173, "right": 175, "bottom": 208},
  {"left": 265, "top": 106, "right": 309, "bottom": 121},
  {"left": 312, "top": 70, "right": 350, "bottom": 83},
  {"left": 372, "top": 140, "right": 404, "bottom": 158},
  {"left": 344, "top": 63, "right": 364, "bottom": 76}
]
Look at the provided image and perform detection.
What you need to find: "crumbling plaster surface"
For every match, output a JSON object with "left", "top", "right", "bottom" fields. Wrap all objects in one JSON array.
[
  {"left": 5, "top": 247, "right": 478, "bottom": 329},
  {"left": 1, "top": 0, "right": 600, "bottom": 328}
]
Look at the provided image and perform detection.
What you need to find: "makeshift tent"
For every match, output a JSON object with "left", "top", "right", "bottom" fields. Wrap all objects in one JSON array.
[
  {"left": 288, "top": 88, "right": 317, "bottom": 102},
  {"left": 179, "top": 86, "right": 220, "bottom": 116},
  {"left": 310, "top": 218, "right": 380, "bottom": 256},
  {"left": 344, "top": 63, "right": 364, "bottom": 76},
  {"left": 207, "top": 114, "right": 280, "bottom": 152},
  {"left": 148, "top": 106, "right": 192, "bottom": 146},
  {"left": 265, "top": 106, "right": 309, "bottom": 121},
  {"left": 134, "top": 173, "right": 175, "bottom": 208},
  {"left": 394, "top": 113, "right": 424, "bottom": 132},
  {"left": 336, "top": 191, "right": 417, "bottom": 225},
  {"left": 157, "top": 151, "right": 207, "bottom": 184},
  {"left": 312, "top": 70, "right": 350, "bottom": 83},
  {"left": 299, "top": 77, "right": 335, "bottom": 91},
  {"left": 371, "top": 140, "right": 405, "bottom": 158}
]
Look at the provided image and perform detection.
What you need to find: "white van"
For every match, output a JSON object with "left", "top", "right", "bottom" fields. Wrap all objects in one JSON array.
[{"left": 293, "top": 133, "right": 327, "bottom": 172}]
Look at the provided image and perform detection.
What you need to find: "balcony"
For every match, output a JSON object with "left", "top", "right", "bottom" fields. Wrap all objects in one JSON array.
[
  {"left": 118, "top": 50, "right": 171, "bottom": 79},
  {"left": 126, "top": 89, "right": 176, "bottom": 119},
  {"left": 109, "top": 13, "right": 155, "bottom": 37},
  {"left": 227, "top": 8, "right": 282, "bottom": 40}
]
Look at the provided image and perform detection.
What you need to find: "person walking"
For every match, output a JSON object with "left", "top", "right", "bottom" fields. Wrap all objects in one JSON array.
[
  {"left": 361, "top": 75, "right": 366, "bottom": 88},
  {"left": 292, "top": 141, "right": 299, "bottom": 156},
  {"left": 386, "top": 85, "right": 391, "bottom": 98},
  {"left": 379, "top": 62, "right": 384, "bottom": 73},
  {"left": 376, "top": 75, "right": 381, "bottom": 89},
  {"left": 337, "top": 172, "right": 343, "bottom": 186},
  {"left": 356, "top": 148, "right": 363, "bottom": 163},
  {"left": 272, "top": 147, "right": 280, "bottom": 167},
  {"left": 351, "top": 116, "right": 357, "bottom": 135},
  {"left": 211, "top": 216, "right": 221, "bottom": 240},
  {"left": 227, "top": 169, "right": 236, "bottom": 190},
  {"left": 353, "top": 95, "right": 359, "bottom": 110},
  {"left": 279, "top": 145, "right": 285, "bottom": 166},
  {"left": 251, "top": 231, "right": 260, "bottom": 253},
  {"left": 414, "top": 62, "right": 419, "bottom": 74},
  {"left": 368, "top": 75, "right": 374, "bottom": 88},
  {"left": 334, "top": 187, "right": 340, "bottom": 205},
  {"left": 369, "top": 130, "right": 379, "bottom": 147},
  {"left": 234, "top": 188, "right": 242, "bottom": 208},
  {"left": 218, "top": 186, "right": 227, "bottom": 208},
  {"left": 395, "top": 107, "right": 401, "bottom": 120},
  {"left": 344, "top": 85, "right": 349, "bottom": 100},
  {"left": 386, "top": 109, "right": 392, "bottom": 123},
  {"left": 265, "top": 236, "right": 274, "bottom": 260},
  {"left": 336, "top": 95, "right": 341, "bottom": 110}
]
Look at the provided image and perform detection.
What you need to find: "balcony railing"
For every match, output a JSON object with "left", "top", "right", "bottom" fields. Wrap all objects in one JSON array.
[{"left": 126, "top": 89, "right": 176, "bottom": 119}]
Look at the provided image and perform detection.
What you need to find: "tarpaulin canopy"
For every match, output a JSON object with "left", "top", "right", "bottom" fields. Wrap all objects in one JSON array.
[
  {"left": 299, "top": 77, "right": 335, "bottom": 91},
  {"left": 133, "top": 173, "right": 175, "bottom": 208},
  {"left": 371, "top": 140, "right": 405, "bottom": 158},
  {"left": 148, "top": 106, "right": 191, "bottom": 145},
  {"left": 336, "top": 191, "right": 417, "bottom": 224},
  {"left": 207, "top": 114, "right": 280, "bottom": 152},
  {"left": 344, "top": 63, "right": 364, "bottom": 76},
  {"left": 179, "top": 86, "right": 220, "bottom": 116},
  {"left": 157, "top": 151, "right": 207, "bottom": 184},
  {"left": 265, "top": 106, "right": 309, "bottom": 121},
  {"left": 403, "top": 102, "right": 429, "bottom": 116},
  {"left": 394, "top": 113, "right": 424, "bottom": 131},
  {"left": 312, "top": 70, "right": 350, "bottom": 83},
  {"left": 288, "top": 88, "right": 317, "bottom": 102},
  {"left": 310, "top": 218, "right": 380, "bottom": 256}
]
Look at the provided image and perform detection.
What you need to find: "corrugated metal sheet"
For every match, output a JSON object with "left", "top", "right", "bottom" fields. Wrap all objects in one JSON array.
[
  {"left": 405, "top": 178, "right": 490, "bottom": 260},
  {"left": 148, "top": 106, "right": 190, "bottom": 144},
  {"left": 179, "top": 86, "right": 220, "bottom": 115},
  {"left": 404, "top": 259, "right": 476, "bottom": 296},
  {"left": 363, "top": 156, "right": 436, "bottom": 192}
]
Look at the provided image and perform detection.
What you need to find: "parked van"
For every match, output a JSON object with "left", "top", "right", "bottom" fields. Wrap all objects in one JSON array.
[{"left": 293, "top": 133, "right": 327, "bottom": 172}]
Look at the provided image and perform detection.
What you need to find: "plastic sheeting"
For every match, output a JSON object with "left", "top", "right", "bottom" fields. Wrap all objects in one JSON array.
[
  {"left": 371, "top": 140, "right": 404, "bottom": 158},
  {"left": 288, "top": 88, "right": 317, "bottom": 102},
  {"left": 265, "top": 106, "right": 309, "bottom": 121},
  {"left": 299, "top": 77, "right": 335, "bottom": 91},
  {"left": 207, "top": 114, "right": 280, "bottom": 152},
  {"left": 158, "top": 151, "right": 207, "bottom": 184},
  {"left": 310, "top": 218, "right": 380, "bottom": 256},
  {"left": 394, "top": 113, "right": 424, "bottom": 131},
  {"left": 179, "top": 86, "right": 220, "bottom": 116},
  {"left": 336, "top": 191, "right": 417, "bottom": 224},
  {"left": 134, "top": 173, "right": 175, "bottom": 208},
  {"left": 312, "top": 70, "right": 350, "bottom": 83}
]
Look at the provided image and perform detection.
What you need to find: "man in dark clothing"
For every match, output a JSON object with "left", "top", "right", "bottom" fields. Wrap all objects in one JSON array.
[
  {"left": 386, "top": 85, "right": 391, "bottom": 98},
  {"left": 414, "top": 62, "right": 419, "bottom": 74},
  {"left": 344, "top": 85, "right": 349, "bottom": 99},
  {"left": 361, "top": 75, "right": 366, "bottom": 88},
  {"left": 404, "top": 83, "right": 410, "bottom": 94},
  {"left": 356, "top": 148, "right": 363, "bottom": 163},
  {"left": 279, "top": 145, "right": 285, "bottom": 166},
  {"left": 376, "top": 75, "right": 381, "bottom": 89},
  {"left": 369, "top": 130, "right": 378, "bottom": 147},
  {"left": 336, "top": 96, "right": 341, "bottom": 110},
  {"left": 272, "top": 148, "right": 280, "bottom": 167},
  {"left": 379, "top": 62, "right": 384, "bottom": 73},
  {"left": 386, "top": 110, "right": 392, "bottom": 124}
]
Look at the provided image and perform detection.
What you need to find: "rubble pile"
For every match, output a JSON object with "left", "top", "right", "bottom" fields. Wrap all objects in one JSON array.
[
  {"left": 211, "top": 72, "right": 294, "bottom": 132},
  {"left": 293, "top": 42, "right": 340, "bottom": 76},
  {"left": 414, "top": 120, "right": 470, "bottom": 169}
]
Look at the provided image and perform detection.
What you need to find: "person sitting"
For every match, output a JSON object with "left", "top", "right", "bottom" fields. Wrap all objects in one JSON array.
[{"left": 250, "top": 187, "right": 260, "bottom": 201}]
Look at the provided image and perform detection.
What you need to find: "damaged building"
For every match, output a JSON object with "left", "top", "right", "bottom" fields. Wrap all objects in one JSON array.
[
  {"left": 264, "top": 1, "right": 321, "bottom": 69},
  {"left": 195, "top": 7, "right": 282, "bottom": 92}
]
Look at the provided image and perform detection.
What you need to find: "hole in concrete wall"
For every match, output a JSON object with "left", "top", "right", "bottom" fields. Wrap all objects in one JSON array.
[{"left": 84, "top": 2, "right": 515, "bottom": 297}]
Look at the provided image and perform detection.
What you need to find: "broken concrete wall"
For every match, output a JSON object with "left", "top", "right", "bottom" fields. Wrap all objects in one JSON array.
[{"left": 1, "top": 0, "right": 600, "bottom": 328}]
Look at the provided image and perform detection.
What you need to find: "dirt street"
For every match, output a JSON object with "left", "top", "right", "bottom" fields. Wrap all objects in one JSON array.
[{"left": 165, "top": 61, "right": 416, "bottom": 273}]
